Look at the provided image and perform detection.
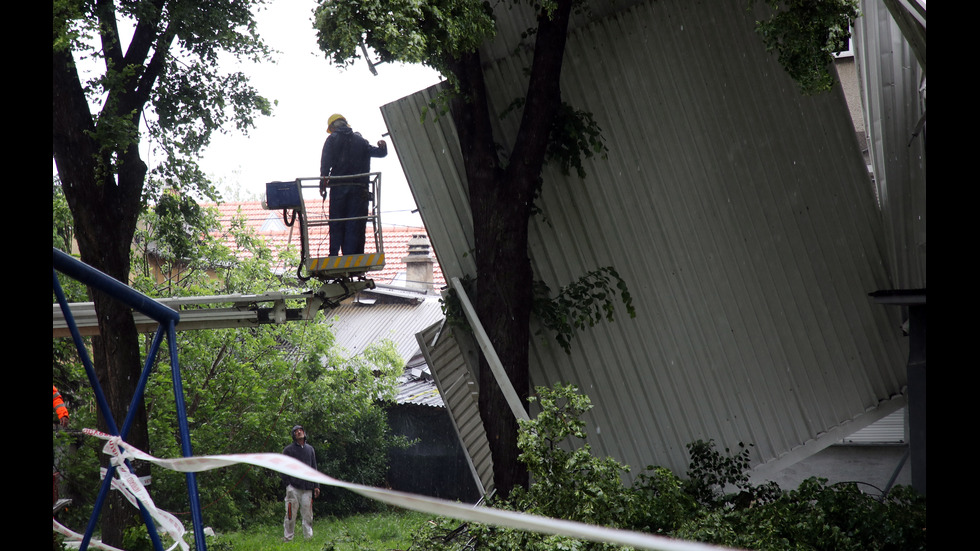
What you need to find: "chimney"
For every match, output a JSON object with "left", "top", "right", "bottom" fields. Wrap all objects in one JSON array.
[{"left": 402, "top": 234, "right": 434, "bottom": 294}]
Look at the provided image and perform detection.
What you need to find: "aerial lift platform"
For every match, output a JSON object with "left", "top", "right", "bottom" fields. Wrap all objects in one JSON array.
[
  {"left": 52, "top": 173, "right": 389, "bottom": 337},
  {"left": 264, "top": 173, "right": 386, "bottom": 312}
]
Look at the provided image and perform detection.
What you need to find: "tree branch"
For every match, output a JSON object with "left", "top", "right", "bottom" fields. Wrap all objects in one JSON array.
[
  {"left": 508, "top": 0, "right": 573, "bottom": 188},
  {"left": 448, "top": 51, "right": 504, "bottom": 205},
  {"left": 131, "top": 2, "right": 177, "bottom": 110},
  {"left": 96, "top": 0, "right": 125, "bottom": 70}
]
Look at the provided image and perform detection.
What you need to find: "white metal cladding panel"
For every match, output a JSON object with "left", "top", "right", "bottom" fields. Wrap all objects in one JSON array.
[
  {"left": 383, "top": 0, "right": 908, "bottom": 479},
  {"left": 854, "top": 0, "right": 927, "bottom": 290},
  {"left": 381, "top": 93, "right": 476, "bottom": 283},
  {"left": 844, "top": 407, "right": 906, "bottom": 444},
  {"left": 417, "top": 321, "right": 494, "bottom": 495}
]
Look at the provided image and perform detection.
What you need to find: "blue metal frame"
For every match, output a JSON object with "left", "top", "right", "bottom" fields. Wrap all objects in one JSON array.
[{"left": 52, "top": 248, "right": 206, "bottom": 551}]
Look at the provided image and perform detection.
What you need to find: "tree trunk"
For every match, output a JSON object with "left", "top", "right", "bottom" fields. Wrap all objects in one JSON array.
[
  {"left": 446, "top": 0, "right": 572, "bottom": 499},
  {"left": 53, "top": 46, "right": 151, "bottom": 548},
  {"left": 473, "top": 198, "right": 534, "bottom": 498},
  {"left": 448, "top": 50, "right": 530, "bottom": 498}
]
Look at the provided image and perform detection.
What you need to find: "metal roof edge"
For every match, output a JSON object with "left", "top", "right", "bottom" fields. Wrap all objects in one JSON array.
[{"left": 748, "top": 393, "right": 908, "bottom": 483}]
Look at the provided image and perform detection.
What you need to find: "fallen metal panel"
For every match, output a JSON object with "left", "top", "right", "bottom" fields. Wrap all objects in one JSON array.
[
  {"left": 383, "top": 0, "right": 909, "bottom": 481},
  {"left": 417, "top": 320, "right": 494, "bottom": 496},
  {"left": 854, "top": 0, "right": 927, "bottom": 290}
]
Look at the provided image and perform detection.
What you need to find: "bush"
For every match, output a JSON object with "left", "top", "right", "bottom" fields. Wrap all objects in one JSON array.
[{"left": 410, "top": 384, "right": 927, "bottom": 550}]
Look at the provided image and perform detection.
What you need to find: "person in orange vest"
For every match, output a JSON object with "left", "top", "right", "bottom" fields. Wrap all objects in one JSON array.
[
  {"left": 53, "top": 385, "right": 70, "bottom": 506},
  {"left": 53, "top": 386, "right": 70, "bottom": 427}
]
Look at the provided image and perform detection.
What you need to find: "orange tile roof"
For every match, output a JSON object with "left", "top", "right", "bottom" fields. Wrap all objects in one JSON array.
[{"left": 205, "top": 202, "right": 445, "bottom": 288}]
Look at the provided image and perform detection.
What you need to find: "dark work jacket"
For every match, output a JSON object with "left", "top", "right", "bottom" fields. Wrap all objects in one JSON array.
[
  {"left": 281, "top": 441, "right": 320, "bottom": 491},
  {"left": 320, "top": 126, "right": 387, "bottom": 185}
]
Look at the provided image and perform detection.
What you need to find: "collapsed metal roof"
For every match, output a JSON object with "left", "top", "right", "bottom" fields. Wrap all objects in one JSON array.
[
  {"left": 383, "top": 0, "right": 923, "bottom": 482},
  {"left": 853, "top": 0, "right": 926, "bottom": 290}
]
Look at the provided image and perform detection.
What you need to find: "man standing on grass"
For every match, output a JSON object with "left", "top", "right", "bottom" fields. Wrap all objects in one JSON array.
[{"left": 281, "top": 425, "right": 320, "bottom": 541}]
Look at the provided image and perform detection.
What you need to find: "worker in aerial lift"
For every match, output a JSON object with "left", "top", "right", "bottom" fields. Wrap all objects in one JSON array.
[{"left": 319, "top": 113, "right": 387, "bottom": 256}]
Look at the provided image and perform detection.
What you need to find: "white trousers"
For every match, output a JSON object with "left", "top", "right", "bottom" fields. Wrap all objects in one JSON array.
[{"left": 283, "top": 484, "right": 314, "bottom": 541}]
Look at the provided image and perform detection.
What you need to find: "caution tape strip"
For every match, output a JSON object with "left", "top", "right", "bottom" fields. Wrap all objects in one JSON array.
[
  {"left": 53, "top": 518, "right": 126, "bottom": 551},
  {"left": 60, "top": 428, "right": 738, "bottom": 551}
]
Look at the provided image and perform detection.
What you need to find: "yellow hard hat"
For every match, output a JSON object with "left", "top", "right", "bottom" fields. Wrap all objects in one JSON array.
[{"left": 327, "top": 113, "right": 347, "bottom": 133}]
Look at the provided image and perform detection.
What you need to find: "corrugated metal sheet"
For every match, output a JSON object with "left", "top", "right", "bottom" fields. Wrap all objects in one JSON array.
[
  {"left": 845, "top": 407, "right": 906, "bottom": 444},
  {"left": 326, "top": 290, "right": 445, "bottom": 364},
  {"left": 394, "top": 353, "right": 446, "bottom": 407},
  {"left": 383, "top": 0, "right": 909, "bottom": 482},
  {"left": 394, "top": 372, "right": 445, "bottom": 408},
  {"left": 854, "top": 0, "right": 927, "bottom": 290},
  {"left": 417, "top": 320, "right": 494, "bottom": 496}
]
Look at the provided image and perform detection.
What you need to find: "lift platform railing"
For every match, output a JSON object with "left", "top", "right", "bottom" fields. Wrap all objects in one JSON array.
[
  {"left": 52, "top": 248, "right": 206, "bottom": 551},
  {"left": 265, "top": 173, "right": 385, "bottom": 281}
]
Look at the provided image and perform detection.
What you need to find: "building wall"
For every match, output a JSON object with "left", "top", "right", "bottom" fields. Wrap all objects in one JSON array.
[{"left": 386, "top": 404, "right": 481, "bottom": 503}]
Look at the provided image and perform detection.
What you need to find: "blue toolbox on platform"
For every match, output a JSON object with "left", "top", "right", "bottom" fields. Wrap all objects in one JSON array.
[{"left": 265, "top": 181, "right": 302, "bottom": 210}]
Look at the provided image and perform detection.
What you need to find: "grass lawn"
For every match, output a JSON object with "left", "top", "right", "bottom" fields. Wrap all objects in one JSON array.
[{"left": 207, "top": 508, "right": 436, "bottom": 551}]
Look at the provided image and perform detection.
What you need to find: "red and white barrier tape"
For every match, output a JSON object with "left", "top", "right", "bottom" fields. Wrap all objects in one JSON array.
[{"left": 58, "top": 428, "right": 737, "bottom": 551}]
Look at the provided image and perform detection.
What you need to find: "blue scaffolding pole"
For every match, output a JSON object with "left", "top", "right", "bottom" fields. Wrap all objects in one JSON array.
[{"left": 52, "top": 248, "right": 206, "bottom": 551}]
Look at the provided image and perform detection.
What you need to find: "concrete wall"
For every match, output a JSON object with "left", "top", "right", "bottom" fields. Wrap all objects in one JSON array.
[{"left": 764, "top": 444, "right": 911, "bottom": 493}]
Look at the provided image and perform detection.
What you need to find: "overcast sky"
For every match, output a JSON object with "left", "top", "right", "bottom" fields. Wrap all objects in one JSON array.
[{"left": 195, "top": 2, "right": 443, "bottom": 228}]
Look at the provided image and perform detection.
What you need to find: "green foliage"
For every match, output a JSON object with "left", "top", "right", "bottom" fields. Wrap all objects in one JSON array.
[
  {"left": 684, "top": 440, "right": 780, "bottom": 509},
  {"left": 141, "top": 324, "right": 305, "bottom": 530},
  {"left": 546, "top": 102, "right": 609, "bottom": 179},
  {"left": 52, "top": 177, "right": 74, "bottom": 255},
  {"left": 304, "top": 339, "right": 409, "bottom": 516},
  {"left": 439, "top": 274, "right": 485, "bottom": 339},
  {"left": 416, "top": 384, "right": 636, "bottom": 551},
  {"left": 674, "top": 477, "right": 926, "bottom": 550},
  {"left": 131, "top": 229, "right": 403, "bottom": 529},
  {"left": 54, "top": 0, "right": 274, "bottom": 205},
  {"left": 150, "top": 189, "right": 214, "bottom": 260},
  {"left": 500, "top": 98, "right": 608, "bottom": 180},
  {"left": 313, "top": 0, "right": 495, "bottom": 82},
  {"left": 147, "top": 58, "right": 272, "bottom": 203},
  {"left": 52, "top": 178, "right": 88, "bottom": 304},
  {"left": 52, "top": 424, "right": 104, "bottom": 531},
  {"left": 313, "top": 0, "right": 609, "bottom": 217},
  {"left": 204, "top": 509, "right": 432, "bottom": 550},
  {"left": 122, "top": 524, "right": 154, "bottom": 551},
  {"left": 53, "top": 205, "right": 406, "bottom": 534},
  {"left": 754, "top": 0, "right": 860, "bottom": 94},
  {"left": 410, "top": 384, "right": 926, "bottom": 551},
  {"left": 629, "top": 465, "right": 696, "bottom": 535},
  {"left": 516, "top": 385, "right": 634, "bottom": 527},
  {"left": 533, "top": 267, "right": 636, "bottom": 354},
  {"left": 442, "top": 268, "right": 636, "bottom": 357}
]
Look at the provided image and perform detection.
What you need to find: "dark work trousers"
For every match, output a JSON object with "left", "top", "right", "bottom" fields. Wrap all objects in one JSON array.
[{"left": 329, "top": 184, "right": 369, "bottom": 256}]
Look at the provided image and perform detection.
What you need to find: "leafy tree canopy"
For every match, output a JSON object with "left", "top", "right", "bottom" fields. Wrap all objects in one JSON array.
[
  {"left": 755, "top": 0, "right": 860, "bottom": 94},
  {"left": 314, "top": 0, "right": 496, "bottom": 82},
  {"left": 53, "top": 0, "right": 274, "bottom": 206}
]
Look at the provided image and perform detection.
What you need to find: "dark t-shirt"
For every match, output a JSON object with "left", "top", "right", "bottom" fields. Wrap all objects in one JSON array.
[{"left": 281, "top": 441, "right": 319, "bottom": 491}]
